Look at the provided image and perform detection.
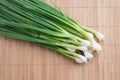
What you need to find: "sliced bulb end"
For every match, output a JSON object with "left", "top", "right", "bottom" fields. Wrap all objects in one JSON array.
[
  {"left": 77, "top": 55, "right": 87, "bottom": 63},
  {"left": 84, "top": 51, "right": 94, "bottom": 59},
  {"left": 91, "top": 41, "right": 102, "bottom": 51},
  {"left": 96, "top": 32, "right": 104, "bottom": 41}
]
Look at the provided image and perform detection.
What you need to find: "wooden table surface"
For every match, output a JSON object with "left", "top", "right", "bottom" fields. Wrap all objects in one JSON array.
[{"left": 0, "top": 0, "right": 120, "bottom": 80}]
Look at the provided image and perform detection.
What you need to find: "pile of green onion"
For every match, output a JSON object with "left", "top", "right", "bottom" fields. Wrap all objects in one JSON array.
[{"left": 0, "top": 0, "right": 104, "bottom": 63}]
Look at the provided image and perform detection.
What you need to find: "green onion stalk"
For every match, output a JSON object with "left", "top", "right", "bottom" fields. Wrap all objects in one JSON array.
[{"left": 0, "top": 0, "right": 104, "bottom": 63}]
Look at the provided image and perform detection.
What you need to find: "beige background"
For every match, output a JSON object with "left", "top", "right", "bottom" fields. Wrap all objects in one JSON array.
[{"left": 0, "top": 0, "right": 120, "bottom": 80}]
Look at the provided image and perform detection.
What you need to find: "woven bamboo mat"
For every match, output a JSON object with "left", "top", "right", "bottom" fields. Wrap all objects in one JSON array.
[{"left": 0, "top": 0, "right": 120, "bottom": 80}]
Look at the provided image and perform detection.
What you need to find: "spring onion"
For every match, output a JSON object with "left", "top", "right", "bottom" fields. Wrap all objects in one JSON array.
[{"left": 0, "top": 0, "right": 104, "bottom": 64}]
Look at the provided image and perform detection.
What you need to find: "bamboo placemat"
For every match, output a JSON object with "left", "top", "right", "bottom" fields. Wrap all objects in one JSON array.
[{"left": 0, "top": 0, "right": 120, "bottom": 80}]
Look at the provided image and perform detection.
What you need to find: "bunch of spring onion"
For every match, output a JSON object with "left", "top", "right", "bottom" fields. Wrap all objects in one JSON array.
[{"left": 0, "top": 0, "right": 104, "bottom": 63}]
